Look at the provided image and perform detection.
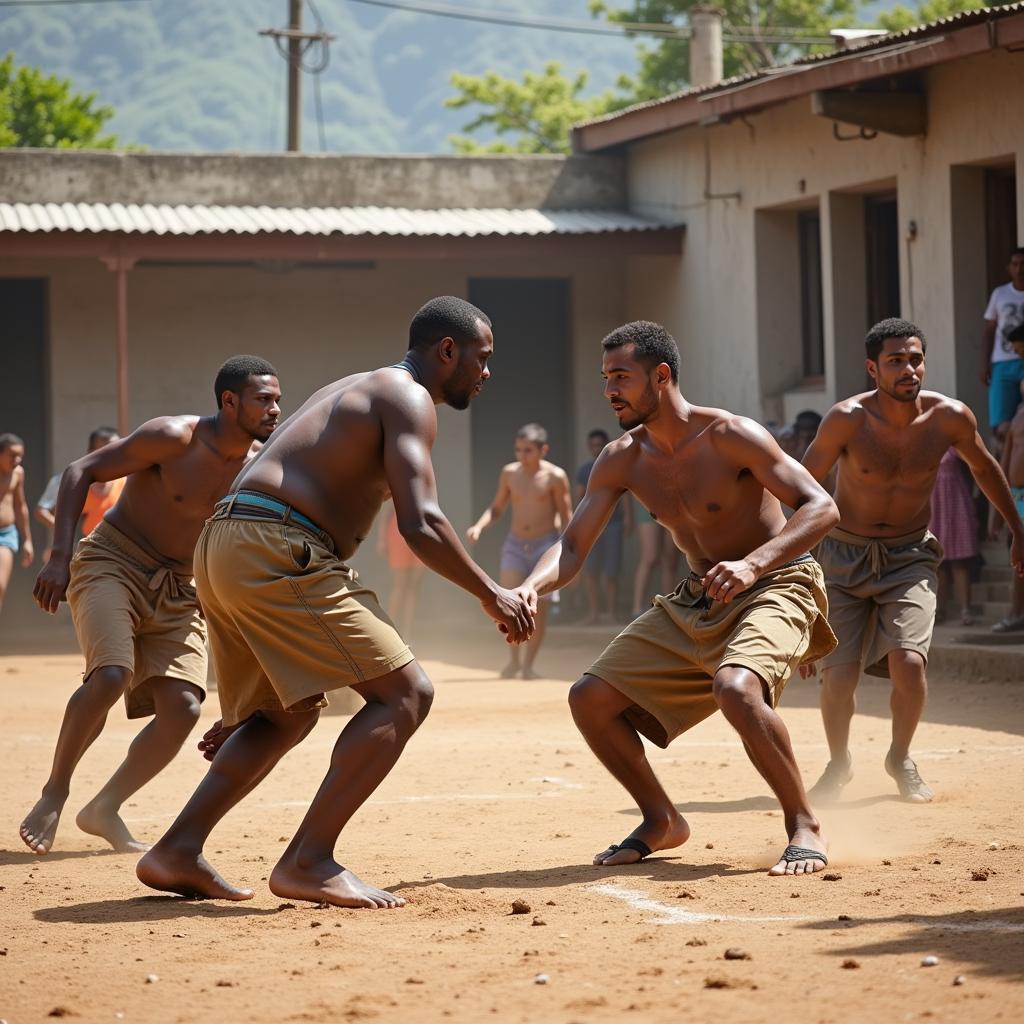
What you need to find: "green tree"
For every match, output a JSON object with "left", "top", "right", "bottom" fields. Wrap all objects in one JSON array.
[
  {"left": 446, "top": 62, "right": 629, "bottom": 154},
  {"left": 0, "top": 52, "right": 118, "bottom": 148},
  {"left": 876, "top": 0, "right": 985, "bottom": 33},
  {"left": 589, "top": 1, "right": 859, "bottom": 100}
]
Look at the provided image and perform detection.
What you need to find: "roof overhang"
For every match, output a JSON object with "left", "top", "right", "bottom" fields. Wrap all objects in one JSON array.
[
  {"left": 573, "top": 7, "right": 1024, "bottom": 152},
  {"left": 0, "top": 203, "right": 684, "bottom": 261}
]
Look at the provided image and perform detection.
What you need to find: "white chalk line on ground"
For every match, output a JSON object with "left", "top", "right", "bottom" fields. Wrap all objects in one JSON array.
[{"left": 593, "top": 884, "right": 1024, "bottom": 932}]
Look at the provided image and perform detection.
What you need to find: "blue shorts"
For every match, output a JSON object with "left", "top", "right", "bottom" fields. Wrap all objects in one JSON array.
[
  {"left": 0, "top": 523, "right": 18, "bottom": 553},
  {"left": 584, "top": 521, "right": 624, "bottom": 578},
  {"left": 500, "top": 531, "right": 559, "bottom": 578},
  {"left": 989, "top": 359, "right": 1024, "bottom": 429},
  {"left": 1013, "top": 486, "right": 1024, "bottom": 522}
]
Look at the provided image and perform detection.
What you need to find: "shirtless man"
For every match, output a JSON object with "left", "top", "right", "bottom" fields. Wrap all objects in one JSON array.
[
  {"left": 524, "top": 321, "right": 839, "bottom": 876},
  {"left": 467, "top": 422, "right": 572, "bottom": 679},
  {"left": 0, "top": 432, "right": 34, "bottom": 614},
  {"left": 20, "top": 356, "right": 281, "bottom": 854},
  {"left": 803, "top": 318, "right": 1024, "bottom": 804},
  {"left": 137, "top": 296, "right": 535, "bottom": 909}
]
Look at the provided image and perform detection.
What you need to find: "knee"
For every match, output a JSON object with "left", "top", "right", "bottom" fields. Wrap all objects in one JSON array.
[
  {"left": 400, "top": 670, "right": 434, "bottom": 727},
  {"left": 83, "top": 665, "right": 131, "bottom": 705},
  {"left": 889, "top": 649, "right": 926, "bottom": 684},
  {"left": 712, "top": 672, "right": 763, "bottom": 718},
  {"left": 159, "top": 687, "right": 204, "bottom": 729},
  {"left": 568, "top": 675, "right": 611, "bottom": 722}
]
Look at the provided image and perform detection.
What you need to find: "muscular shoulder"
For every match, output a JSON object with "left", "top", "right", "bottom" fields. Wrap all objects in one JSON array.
[
  {"left": 539, "top": 460, "right": 570, "bottom": 484},
  {"left": 706, "top": 411, "right": 774, "bottom": 454},
  {"left": 369, "top": 369, "right": 436, "bottom": 430},
  {"left": 921, "top": 391, "right": 978, "bottom": 436},
  {"left": 148, "top": 414, "right": 202, "bottom": 444}
]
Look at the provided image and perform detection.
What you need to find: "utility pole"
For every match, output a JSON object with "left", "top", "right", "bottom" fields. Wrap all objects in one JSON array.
[{"left": 259, "top": 2, "right": 335, "bottom": 152}]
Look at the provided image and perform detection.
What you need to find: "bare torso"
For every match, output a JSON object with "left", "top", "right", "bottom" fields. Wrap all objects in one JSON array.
[
  {"left": 611, "top": 407, "right": 788, "bottom": 576},
  {"left": 0, "top": 469, "right": 19, "bottom": 527},
  {"left": 107, "top": 417, "right": 260, "bottom": 571},
  {"left": 504, "top": 460, "right": 567, "bottom": 539},
  {"left": 828, "top": 391, "right": 962, "bottom": 537},
  {"left": 232, "top": 368, "right": 414, "bottom": 561}
]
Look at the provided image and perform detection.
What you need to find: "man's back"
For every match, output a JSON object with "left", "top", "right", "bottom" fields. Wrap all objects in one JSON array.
[{"left": 236, "top": 367, "right": 430, "bottom": 560}]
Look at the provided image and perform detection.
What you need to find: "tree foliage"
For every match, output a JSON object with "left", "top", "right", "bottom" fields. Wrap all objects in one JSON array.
[
  {"left": 876, "top": 0, "right": 986, "bottom": 34},
  {"left": 0, "top": 52, "right": 118, "bottom": 149},
  {"left": 446, "top": 62, "right": 628, "bottom": 154},
  {"left": 589, "top": 0, "right": 858, "bottom": 99}
]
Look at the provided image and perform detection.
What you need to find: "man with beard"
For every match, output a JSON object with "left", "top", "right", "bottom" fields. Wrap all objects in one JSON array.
[
  {"left": 803, "top": 318, "right": 1024, "bottom": 804},
  {"left": 523, "top": 321, "right": 839, "bottom": 876},
  {"left": 137, "top": 296, "right": 535, "bottom": 908},
  {"left": 22, "top": 356, "right": 282, "bottom": 854}
]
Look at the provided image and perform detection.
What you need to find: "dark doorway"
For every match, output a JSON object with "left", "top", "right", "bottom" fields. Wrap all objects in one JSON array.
[
  {"left": 865, "top": 194, "right": 901, "bottom": 326},
  {"left": 985, "top": 165, "right": 1018, "bottom": 292},
  {"left": 467, "top": 278, "right": 573, "bottom": 577},
  {"left": 798, "top": 210, "right": 825, "bottom": 379},
  {"left": 0, "top": 278, "right": 49, "bottom": 643}
]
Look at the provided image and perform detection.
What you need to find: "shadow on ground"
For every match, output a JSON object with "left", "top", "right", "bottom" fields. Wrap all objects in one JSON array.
[
  {"left": 34, "top": 894, "right": 282, "bottom": 924},
  {"left": 798, "top": 906, "right": 1024, "bottom": 980}
]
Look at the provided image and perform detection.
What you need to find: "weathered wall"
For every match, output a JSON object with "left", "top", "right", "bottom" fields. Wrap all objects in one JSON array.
[
  {"left": 0, "top": 151, "right": 626, "bottom": 210},
  {"left": 624, "top": 45, "right": 1024, "bottom": 419}
]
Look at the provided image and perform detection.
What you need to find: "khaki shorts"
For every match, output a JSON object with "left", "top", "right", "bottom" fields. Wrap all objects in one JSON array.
[
  {"left": 587, "top": 556, "right": 836, "bottom": 748},
  {"left": 67, "top": 520, "right": 208, "bottom": 719},
  {"left": 818, "top": 527, "right": 942, "bottom": 678},
  {"left": 195, "top": 515, "right": 414, "bottom": 727}
]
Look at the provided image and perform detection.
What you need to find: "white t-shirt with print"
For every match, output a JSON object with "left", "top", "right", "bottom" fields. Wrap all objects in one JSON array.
[{"left": 984, "top": 283, "right": 1024, "bottom": 364}]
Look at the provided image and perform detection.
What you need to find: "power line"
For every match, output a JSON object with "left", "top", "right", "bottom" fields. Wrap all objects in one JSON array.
[{"left": 344, "top": 0, "right": 849, "bottom": 45}]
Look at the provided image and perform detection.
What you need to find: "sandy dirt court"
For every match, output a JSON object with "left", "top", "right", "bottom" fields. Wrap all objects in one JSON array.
[{"left": 1, "top": 631, "right": 1022, "bottom": 1024}]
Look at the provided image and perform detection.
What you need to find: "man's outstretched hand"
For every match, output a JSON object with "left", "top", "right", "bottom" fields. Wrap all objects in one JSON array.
[{"left": 482, "top": 585, "right": 537, "bottom": 644}]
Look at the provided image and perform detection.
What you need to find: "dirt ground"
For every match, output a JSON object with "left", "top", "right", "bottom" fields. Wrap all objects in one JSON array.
[{"left": 1, "top": 629, "right": 1022, "bottom": 1024}]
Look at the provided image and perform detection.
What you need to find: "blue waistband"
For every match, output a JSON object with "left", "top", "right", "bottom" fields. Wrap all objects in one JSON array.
[{"left": 216, "top": 490, "right": 325, "bottom": 537}]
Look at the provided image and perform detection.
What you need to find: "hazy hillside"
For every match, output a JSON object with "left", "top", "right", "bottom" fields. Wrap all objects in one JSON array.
[{"left": 0, "top": 0, "right": 641, "bottom": 153}]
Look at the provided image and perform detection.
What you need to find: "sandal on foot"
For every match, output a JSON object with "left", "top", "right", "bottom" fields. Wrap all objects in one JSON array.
[
  {"left": 777, "top": 844, "right": 828, "bottom": 868},
  {"left": 601, "top": 836, "right": 652, "bottom": 863},
  {"left": 807, "top": 758, "right": 853, "bottom": 804},
  {"left": 991, "top": 616, "right": 1024, "bottom": 634},
  {"left": 885, "top": 754, "right": 934, "bottom": 803}
]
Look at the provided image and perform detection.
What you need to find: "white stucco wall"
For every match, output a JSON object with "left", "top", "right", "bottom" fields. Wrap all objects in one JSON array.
[{"left": 624, "top": 46, "right": 1024, "bottom": 421}]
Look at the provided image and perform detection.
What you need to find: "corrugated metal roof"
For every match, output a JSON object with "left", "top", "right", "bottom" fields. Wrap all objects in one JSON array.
[
  {"left": 0, "top": 202, "right": 678, "bottom": 238},
  {"left": 577, "top": 3, "right": 1024, "bottom": 131}
]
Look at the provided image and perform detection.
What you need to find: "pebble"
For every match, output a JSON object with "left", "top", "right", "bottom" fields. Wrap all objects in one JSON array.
[
  {"left": 921, "top": 956, "right": 940, "bottom": 967},
  {"left": 838, "top": 914, "right": 852, "bottom": 921},
  {"left": 532, "top": 916, "right": 547, "bottom": 927},
  {"left": 841, "top": 959, "right": 861, "bottom": 970},
  {"left": 953, "top": 975, "right": 966, "bottom": 986},
  {"left": 685, "top": 937, "right": 707, "bottom": 947},
  {"left": 533, "top": 974, "right": 549, "bottom": 985},
  {"left": 510, "top": 899, "right": 531, "bottom": 915},
  {"left": 145, "top": 974, "right": 160, "bottom": 984},
  {"left": 723, "top": 948, "right": 750, "bottom": 961},
  {"left": 676, "top": 889, "right": 695, "bottom": 899},
  {"left": 988, "top": 842, "right": 999, "bottom": 851},
  {"left": 822, "top": 872, "right": 842, "bottom": 881},
  {"left": 705, "top": 842, "right": 714, "bottom": 849}
]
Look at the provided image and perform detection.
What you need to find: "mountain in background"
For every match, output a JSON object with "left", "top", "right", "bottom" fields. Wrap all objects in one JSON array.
[{"left": 0, "top": 0, "right": 645, "bottom": 153}]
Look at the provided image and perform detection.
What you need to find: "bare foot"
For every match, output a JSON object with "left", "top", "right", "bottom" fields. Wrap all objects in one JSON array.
[
  {"left": 768, "top": 825, "right": 829, "bottom": 876},
  {"left": 76, "top": 801, "right": 150, "bottom": 853},
  {"left": 807, "top": 755, "right": 853, "bottom": 805},
  {"left": 269, "top": 858, "right": 405, "bottom": 909},
  {"left": 593, "top": 812, "right": 691, "bottom": 866},
  {"left": 20, "top": 794, "right": 65, "bottom": 854},
  {"left": 136, "top": 846, "right": 254, "bottom": 900},
  {"left": 197, "top": 719, "right": 240, "bottom": 762},
  {"left": 499, "top": 660, "right": 519, "bottom": 679}
]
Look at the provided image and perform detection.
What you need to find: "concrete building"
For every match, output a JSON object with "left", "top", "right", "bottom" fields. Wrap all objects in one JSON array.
[
  {"left": 0, "top": 151, "right": 681, "bottom": 641},
  {"left": 573, "top": 4, "right": 1023, "bottom": 427}
]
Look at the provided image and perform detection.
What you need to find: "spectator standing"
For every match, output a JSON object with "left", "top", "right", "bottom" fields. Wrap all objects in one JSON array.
[
  {"left": 577, "top": 429, "right": 631, "bottom": 623},
  {"left": 981, "top": 246, "right": 1024, "bottom": 440},
  {"left": 929, "top": 448, "right": 979, "bottom": 626},
  {"left": 0, "top": 432, "right": 34, "bottom": 613}
]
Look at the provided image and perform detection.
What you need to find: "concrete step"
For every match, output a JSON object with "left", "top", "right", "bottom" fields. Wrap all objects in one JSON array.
[{"left": 928, "top": 622, "right": 1024, "bottom": 682}]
